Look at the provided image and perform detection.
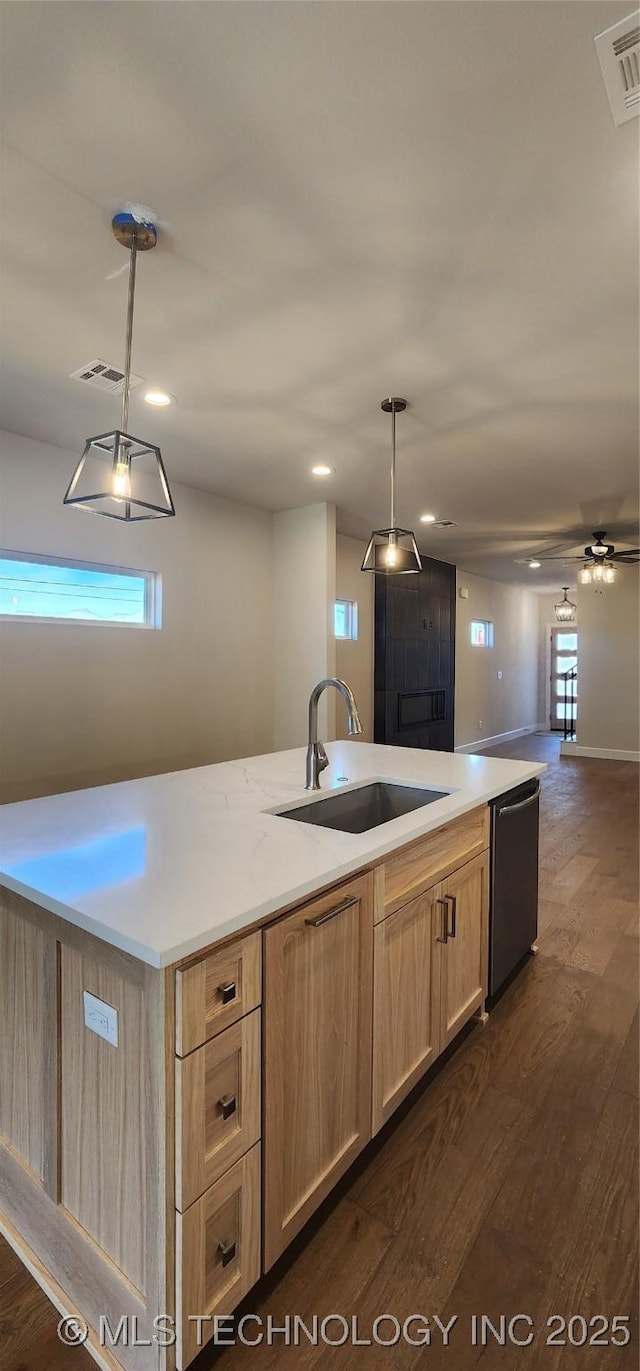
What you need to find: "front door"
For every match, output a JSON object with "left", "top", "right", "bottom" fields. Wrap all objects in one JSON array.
[{"left": 550, "top": 627, "right": 578, "bottom": 733}]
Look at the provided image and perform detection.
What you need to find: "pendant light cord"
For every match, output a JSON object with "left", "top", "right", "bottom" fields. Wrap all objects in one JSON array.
[
  {"left": 390, "top": 401, "right": 396, "bottom": 528},
  {"left": 121, "top": 239, "right": 138, "bottom": 434}
]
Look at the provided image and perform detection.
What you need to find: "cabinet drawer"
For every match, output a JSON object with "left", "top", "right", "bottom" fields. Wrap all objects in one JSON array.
[
  {"left": 176, "top": 930, "right": 261, "bottom": 1056},
  {"left": 377, "top": 805, "right": 489, "bottom": 920},
  {"left": 176, "top": 1009, "right": 261, "bottom": 1211},
  {"left": 176, "top": 1143, "right": 261, "bottom": 1371}
]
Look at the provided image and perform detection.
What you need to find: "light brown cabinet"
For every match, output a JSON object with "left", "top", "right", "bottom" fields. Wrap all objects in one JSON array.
[
  {"left": 263, "top": 872, "right": 373, "bottom": 1270},
  {"left": 176, "top": 1143, "right": 261, "bottom": 1371},
  {"left": 372, "top": 849, "right": 489, "bottom": 1133},
  {"left": 372, "top": 886, "right": 440, "bottom": 1132},
  {"left": 438, "top": 852, "right": 489, "bottom": 1049},
  {"left": 176, "top": 929, "right": 262, "bottom": 1057},
  {"left": 175, "top": 1008, "right": 261, "bottom": 1211}
]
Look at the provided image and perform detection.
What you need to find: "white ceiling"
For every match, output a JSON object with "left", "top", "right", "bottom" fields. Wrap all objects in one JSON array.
[{"left": 1, "top": 1, "right": 638, "bottom": 586}]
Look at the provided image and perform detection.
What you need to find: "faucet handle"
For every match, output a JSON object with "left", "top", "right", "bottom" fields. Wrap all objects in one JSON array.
[{"left": 316, "top": 742, "right": 329, "bottom": 773}]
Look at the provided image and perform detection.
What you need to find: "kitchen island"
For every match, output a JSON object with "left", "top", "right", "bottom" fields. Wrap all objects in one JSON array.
[{"left": 0, "top": 742, "right": 545, "bottom": 1371}]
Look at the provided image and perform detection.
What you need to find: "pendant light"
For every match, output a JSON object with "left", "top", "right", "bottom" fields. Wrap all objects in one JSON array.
[
  {"left": 361, "top": 399, "right": 421, "bottom": 574},
  {"left": 554, "top": 587, "right": 577, "bottom": 623},
  {"left": 63, "top": 212, "right": 175, "bottom": 521}
]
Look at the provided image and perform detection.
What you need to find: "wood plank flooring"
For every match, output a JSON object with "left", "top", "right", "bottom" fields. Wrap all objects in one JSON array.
[{"left": 1, "top": 734, "right": 638, "bottom": 1370}]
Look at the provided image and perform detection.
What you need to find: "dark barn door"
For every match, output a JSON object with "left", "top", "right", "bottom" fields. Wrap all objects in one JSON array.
[{"left": 374, "top": 556, "right": 456, "bottom": 752}]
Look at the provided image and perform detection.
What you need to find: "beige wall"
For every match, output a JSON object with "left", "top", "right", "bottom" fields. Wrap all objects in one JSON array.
[
  {"left": 572, "top": 566, "right": 639, "bottom": 756},
  {"left": 455, "top": 571, "right": 539, "bottom": 750},
  {"left": 272, "top": 503, "right": 336, "bottom": 750},
  {"left": 0, "top": 430, "right": 274, "bottom": 801},
  {"left": 335, "top": 534, "right": 374, "bottom": 742}
]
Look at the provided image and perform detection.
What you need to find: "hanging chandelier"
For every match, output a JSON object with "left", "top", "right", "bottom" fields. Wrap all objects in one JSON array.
[
  {"left": 63, "top": 211, "right": 175, "bottom": 521},
  {"left": 361, "top": 398, "right": 422, "bottom": 574},
  {"left": 554, "top": 587, "right": 577, "bottom": 622}
]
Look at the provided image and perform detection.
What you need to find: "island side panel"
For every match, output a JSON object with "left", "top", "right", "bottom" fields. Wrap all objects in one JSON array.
[
  {"left": 0, "top": 885, "right": 174, "bottom": 1371},
  {"left": 0, "top": 894, "right": 58, "bottom": 1194}
]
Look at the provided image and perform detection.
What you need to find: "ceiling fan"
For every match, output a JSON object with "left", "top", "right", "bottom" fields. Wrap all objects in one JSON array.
[
  {"left": 535, "top": 532, "right": 640, "bottom": 567},
  {"left": 531, "top": 531, "right": 640, "bottom": 590}
]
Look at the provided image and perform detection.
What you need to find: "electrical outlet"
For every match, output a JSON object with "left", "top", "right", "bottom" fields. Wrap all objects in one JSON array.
[
  {"left": 478, "top": 719, "right": 484, "bottom": 731},
  {"left": 83, "top": 990, "right": 118, "bottom": 1047},
  {"left": 497, "top": 671, "right": 503, "bottom": 680}
]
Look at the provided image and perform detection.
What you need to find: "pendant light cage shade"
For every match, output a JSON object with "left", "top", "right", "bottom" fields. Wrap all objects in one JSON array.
[
  {"left": 554, "top": 587, "right": 577, "bottom": 623},
  {"left": 361, "top": 527, "right": 422, "bottom": 574},
  {"left": 63, "top": 430, "right": 175, "bottom": 521}
]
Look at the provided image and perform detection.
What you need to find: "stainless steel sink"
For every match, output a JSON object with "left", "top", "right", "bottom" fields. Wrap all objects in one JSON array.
[{"left": 274, "top": 781, "right": 449, "bottom": 834}]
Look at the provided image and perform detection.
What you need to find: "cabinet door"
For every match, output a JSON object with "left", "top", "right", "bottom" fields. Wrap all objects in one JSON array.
[
  {"left": 263, "top": 874, "right": 373, "bottom": 1269},
  {"left": 372, "top": 887, "right": 440, "bottom": 1134},
  {"left": 438, "top": 852, "right": 489, "bottom": 1050}
]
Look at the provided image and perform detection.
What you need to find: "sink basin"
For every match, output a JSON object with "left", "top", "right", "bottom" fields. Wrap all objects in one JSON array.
[{"left": 274, "top": 781, "right": 449, "bottom": 834}]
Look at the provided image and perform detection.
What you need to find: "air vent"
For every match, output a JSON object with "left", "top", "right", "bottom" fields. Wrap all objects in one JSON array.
[
  {"left": 429, "top": 519, "right": 458, "bottom": 529},
  {"left": 69, "top": 359, "right": 144, "bottom": 393},
  {"left": 595, "top": 12, "right": 640, "bottom": 126}
]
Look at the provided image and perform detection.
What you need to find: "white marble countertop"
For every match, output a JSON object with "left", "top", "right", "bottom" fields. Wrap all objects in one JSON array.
[{"left": 0, "top": 742, "right": 545, "bottom": 967}]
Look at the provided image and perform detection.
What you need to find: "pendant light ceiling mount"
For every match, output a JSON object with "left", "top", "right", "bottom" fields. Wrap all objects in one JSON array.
[
  {"left": 361, "top": 397, "right": 422, "bottom": 575},
  {"left": 63, "top": 210, "right": 175, "bottom": 522}
]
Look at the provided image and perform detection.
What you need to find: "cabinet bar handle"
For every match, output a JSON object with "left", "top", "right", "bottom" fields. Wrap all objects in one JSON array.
[
  {"left": 218, "top": 1094, "right": 237, "bottom": 1120},
  {"left": 305, "top": 896, "right": 357, "bottom": 928},
  {"left": 445, "top": 893, "right": 457, "bottom": 939},
  {"left": 436, "top": 897, "right": 448, "bottom": 943},
  {"left": 218, "top": 1239, "right": 236, "bottom": 1267},
  {"left": 218, "top": 981, "right": 237, "bottom": 1004}
]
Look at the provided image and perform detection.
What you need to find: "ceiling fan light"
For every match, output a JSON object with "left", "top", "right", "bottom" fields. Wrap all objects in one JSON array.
[
  {"left": 578, "top": 565, "right": 593, "bottom": 586},
  {"left": 604, "top": 562, "right": 616, "bottom": 585}
]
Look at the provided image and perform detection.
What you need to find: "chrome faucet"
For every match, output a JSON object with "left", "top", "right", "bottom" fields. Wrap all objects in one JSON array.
[{"left": 305, "top": 678, "right": 363, "bottom": 790}]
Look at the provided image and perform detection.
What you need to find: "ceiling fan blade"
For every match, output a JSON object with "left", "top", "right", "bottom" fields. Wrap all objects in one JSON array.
[
  {"left": 537, "top": 555, "right": 586, "bottom": 563},
  {"left": 611, "top": 549, "right": 640, "bottom": 562}
]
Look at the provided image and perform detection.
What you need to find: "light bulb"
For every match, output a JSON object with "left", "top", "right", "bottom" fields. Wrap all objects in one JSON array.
[
  {"left": 112, "top": 459, "right": 131, "bottom": 501},
  {"left": 579, "top": 565, "right": 592, "bottom": 585},
  {"left": 604, "top": 564, "right": 616, "bottom": 584},
  {"left": 529, "top": 561, "right": 541, "bottom": 569},
  {"left": 384, "top": 535, "right": 398, "bottom": 568},
  {"left": 592, "top": 562, "right": 605, "bottom": 583}
]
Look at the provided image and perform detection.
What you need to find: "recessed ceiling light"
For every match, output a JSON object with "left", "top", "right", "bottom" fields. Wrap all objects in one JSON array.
[
  {"left": 420, "top": 513, "right": 436, "bottom": 523},
  {"left": 529, "top": 560, "right": 541, "bottom": 569},
  {"left": 144, "top": 389, "right": 172, "bottom": 407},
  {"left": 311, "top": 464, "right": 334, "bottom": 477}
]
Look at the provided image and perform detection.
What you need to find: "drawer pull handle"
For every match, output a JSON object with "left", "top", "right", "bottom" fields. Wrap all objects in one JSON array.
[
  {"left": 218, "top": 1094, "right": 237, "bottom": 1120},
  {"left": 305, "top": 896, "right": 357, "bottom": 928},
  {"left": 436, "top": 898, "right": 448, "bottom": 943},
  {"left": 446, "top": 893, "right": 457, "bottom": 939},
  {"left": 218, "top": 981, "right": 237, "bottom": 1004},
  {"left": 218, "top": 1239, "right": 236, "bottom": 1267}
]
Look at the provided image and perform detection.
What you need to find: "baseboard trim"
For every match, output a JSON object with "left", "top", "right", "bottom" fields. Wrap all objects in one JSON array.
[
  {"left": 455, "top": 725, "right": 539, "bottom": 755},
  {"left": 559, "top": 742, "right": 640, "bottom": 762}
]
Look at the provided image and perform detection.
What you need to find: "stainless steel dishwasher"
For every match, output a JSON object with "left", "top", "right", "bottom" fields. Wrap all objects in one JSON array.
[{"left": 489, "top": 779, "right": 541, "bottom": 996}]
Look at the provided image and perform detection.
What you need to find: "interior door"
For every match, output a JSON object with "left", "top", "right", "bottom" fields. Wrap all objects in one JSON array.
[{"left": 549, "top": 627, "right": 578, "bottom": 733}]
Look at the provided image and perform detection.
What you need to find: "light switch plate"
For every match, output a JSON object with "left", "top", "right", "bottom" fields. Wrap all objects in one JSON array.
[{"left": 83, "top": 990, "right": 118, "bottom": 1047}]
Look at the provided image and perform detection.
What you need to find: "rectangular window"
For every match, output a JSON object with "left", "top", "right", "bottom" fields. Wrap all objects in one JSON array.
[
  {"left": 470, "top": 619, "right": 494, "bottom": 647},
  {"left": 334, "top": 598, "right": 358, "bottom": 640},
  {"left": 0, "top": 551, "right": 159, "bottom": 627}
]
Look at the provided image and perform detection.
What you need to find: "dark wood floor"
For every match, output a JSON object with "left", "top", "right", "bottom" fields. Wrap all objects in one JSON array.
[{"left": 1, "top": 735, "right": 638, "bottom": 1369}]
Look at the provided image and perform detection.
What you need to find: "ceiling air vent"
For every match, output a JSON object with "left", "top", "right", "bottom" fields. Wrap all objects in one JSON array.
[
  {"left": 430, "top": 519, "right": 458, "bottom": 529},
  {"left": 69, "top": 358, "right": 144, "bottom": 393},
  {"left": 595, "top": 12, "right": 640, "bottom": 125}
]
